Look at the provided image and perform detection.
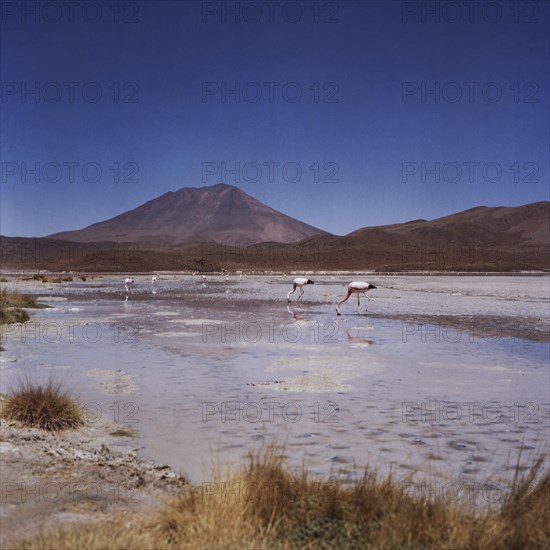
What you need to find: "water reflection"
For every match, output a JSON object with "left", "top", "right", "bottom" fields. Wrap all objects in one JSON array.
[{"left": 1, "top": 274, "right": 548, "bottom": 485}]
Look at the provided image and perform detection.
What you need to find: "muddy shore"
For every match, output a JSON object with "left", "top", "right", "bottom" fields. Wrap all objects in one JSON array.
[{"left": 0, "top": 416, "right": 186, "bottom": 548}]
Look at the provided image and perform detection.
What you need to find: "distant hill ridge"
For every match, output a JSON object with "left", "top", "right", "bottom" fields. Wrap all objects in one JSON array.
[
  {"left": 293, "top": 200, "right": 549, "bottom": 271},
  {"left": 1, "top": 186, "right": 547, "bottom": 271},
  {"left": 347, "top": 201, "right": 549, "bottom": 244}
]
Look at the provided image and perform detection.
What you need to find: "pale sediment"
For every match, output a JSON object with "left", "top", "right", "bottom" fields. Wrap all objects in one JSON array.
[{"left": 0, "top": 418, "right": 187, "bottom": 547}]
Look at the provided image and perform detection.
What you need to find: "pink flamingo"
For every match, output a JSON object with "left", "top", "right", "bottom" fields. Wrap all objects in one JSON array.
[
  {"left": 336, "top": 282, "right": 376, "bottom": 315},
  {"left": 287, "top": 277, "right": 315, "bottom": 302}
]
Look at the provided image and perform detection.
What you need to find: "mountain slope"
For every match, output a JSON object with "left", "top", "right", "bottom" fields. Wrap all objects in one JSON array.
[
  {"left": 347, "top": 201, "right": 549, "bottom": 245},
  {"left": 295, "top": 201, "right": 549, "bottom": 270},
  {"left": 4, "top": 198, "right": 547, "bottom": 272},
  {"left": 48, "top": 183, "right": 330, "bottom": 245}
]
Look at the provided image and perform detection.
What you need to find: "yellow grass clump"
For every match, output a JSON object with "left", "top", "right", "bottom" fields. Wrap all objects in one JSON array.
[
  {"left": 0, "top": 289, "right": 49, "bottom": 326},
  {"left": 31, "top": 273, "right": 73, "bottom": 283},
  {"left": 0, "top": 289, "right": 33, "bottom": 324},
  {"left": 2, "top": 376, "right": 84, "bottom": 431},
  {"left": 10, "top": 446, "right": 550, "bottom": 549}
]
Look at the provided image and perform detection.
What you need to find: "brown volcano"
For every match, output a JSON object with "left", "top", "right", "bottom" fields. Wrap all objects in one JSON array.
[{"left": 48, "top": 183, "right": 329, "bottom": 246}]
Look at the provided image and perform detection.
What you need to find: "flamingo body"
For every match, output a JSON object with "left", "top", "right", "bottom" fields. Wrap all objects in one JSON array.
[
  {"left": 287, "top": 277, "right": 315, "bottom": 302},
  {"left": 336, "top": 281, "right": 376, "bottom": 315}
]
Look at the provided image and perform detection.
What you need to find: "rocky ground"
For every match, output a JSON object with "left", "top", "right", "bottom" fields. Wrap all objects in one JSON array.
[{"left": 0, "top": 415, "right": 187, "bottom": 548}]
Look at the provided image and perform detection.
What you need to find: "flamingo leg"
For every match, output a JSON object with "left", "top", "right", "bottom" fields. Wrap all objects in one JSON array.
[
  {"left": 297, "top": 287, "right": 304, "bottom": 301},
  {"left": 336, "top": 290, "right": 352, "bottom": 315},
  {"left": 287, "top": 284, "right": 297, "bottom": 302}
]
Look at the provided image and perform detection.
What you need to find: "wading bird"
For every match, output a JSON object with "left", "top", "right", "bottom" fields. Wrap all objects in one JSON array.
[
  {"left": 124, "top": 278, "right": 135, "bottom": 293},
  {"left": 336, "top": 282, "right": 376, "bottom": 315},
  {"left": 152, "top": 274, "right": 159, "bottom": 293},
  {"left": 287, "top": 277, "right": 315, "bottom": 302},
  {"left": 124, "top": 278, "right": 135, "bottom": 301}
]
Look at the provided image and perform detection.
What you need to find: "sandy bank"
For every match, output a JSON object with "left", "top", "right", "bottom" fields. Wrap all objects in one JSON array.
[{"left": 0, "top": 417, "right": 187, "bottom": 547}]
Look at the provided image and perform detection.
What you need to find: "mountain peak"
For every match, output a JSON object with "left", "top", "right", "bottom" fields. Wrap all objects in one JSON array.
[
  {"left": 175, "top": 182, "right": 237, "bottom": 193},
  {"left": 205, "top": 182, "right": 237, "bottom": 190},
  {"left": 48, "top": 184, "right": 329, "bottom": 246}
]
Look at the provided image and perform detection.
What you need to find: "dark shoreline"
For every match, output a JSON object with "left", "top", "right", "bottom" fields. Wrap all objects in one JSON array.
[
  {"left": 366, "top": 312, "right": 550, "bottom": 344},
  {"left": 1, "top": 270, "right": 549, "bottom": 276}
]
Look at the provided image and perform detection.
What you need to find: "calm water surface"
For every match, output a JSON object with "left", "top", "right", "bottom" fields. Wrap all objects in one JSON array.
[{"left": 1, "top": 274, "right": 548, "bottom": 503}]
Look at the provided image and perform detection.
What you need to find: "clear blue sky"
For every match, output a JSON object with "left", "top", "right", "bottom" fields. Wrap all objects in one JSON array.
[{"left": 1, "top": 0, "right": 548, "bottom": 237}]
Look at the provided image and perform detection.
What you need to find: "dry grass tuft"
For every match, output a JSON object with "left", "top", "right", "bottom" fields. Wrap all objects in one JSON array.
[
  {"left": 30, "top": 274, "right": 73, "bottom": 283},
  {"left": 495, "top": 454, "right": 550, "bottom": 548},
  {"left": 2, "top": 375, "right": 84, "bottom": 431},
  {"left": 0, "top": 288, "right": 34, "bottom": 324},
  {"left": 0, "top": 289, "right": 49, "bottom": 325},
  {"left": 0, "top": 306, "right": 30, "bottom": 324},
  {"left": 1, "top": 288, "right": 36, "bottom": 307},
  {"left": 9, "top": 445, "right": 550, "bottom": 549},
  {"left": 12, "top": 523, "right": 161, "bottom": 550}
]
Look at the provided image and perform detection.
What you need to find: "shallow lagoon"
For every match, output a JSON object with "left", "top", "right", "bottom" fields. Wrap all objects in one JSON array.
[{"left": 1, "top": 274, "right": 548, "bottom": 503}]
